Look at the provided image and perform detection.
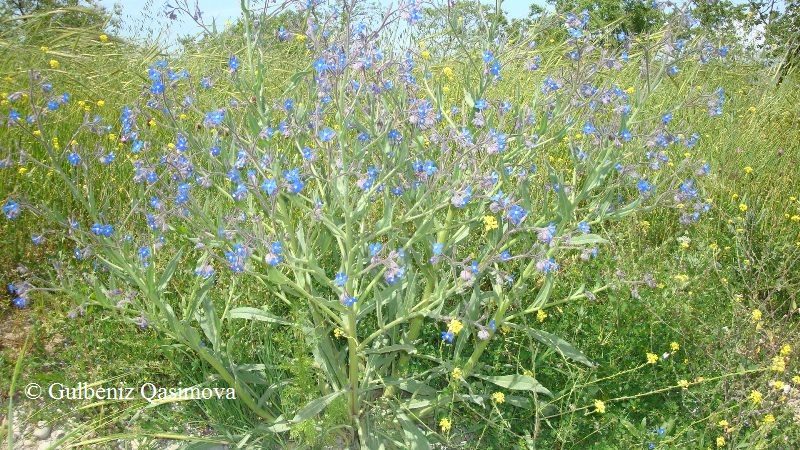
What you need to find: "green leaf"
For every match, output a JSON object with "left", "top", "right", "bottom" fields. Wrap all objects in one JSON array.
[
  {"left": 474, "top": 374, "right": 551, "bottom": 396},
  {"left": 364, "top": 344, "right": 416, "bottom": 355},
  {"left": 228, "top": 307, "right": 293, "bottom": 326},
  {"left": 157, "top": 247, "right": 184, "bottom": 293},
  {"left": 397, "top": 413, "right": 431, "bottom": 450},
  {"left": 463, "top": 89, "right": 475, "bottom": 109},
  {"left": 198, "top": 294, "right": 221, "bottom": 350},
  {"left": 568, "top": 234, "right": 608, "bottom": 246},
  {"left": 527, "top": 329, "right": 596, "bottom": 368},
  {"left": 291, "top": 390, "right": 344, "bottom": 423}
]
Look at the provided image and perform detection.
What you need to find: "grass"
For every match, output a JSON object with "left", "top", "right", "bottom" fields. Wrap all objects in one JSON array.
[{"left": 1, "top": 4, "right": 800, "bottom": 449}]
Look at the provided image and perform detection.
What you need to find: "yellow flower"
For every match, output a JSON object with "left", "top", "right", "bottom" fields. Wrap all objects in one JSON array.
[
  {"left": 420, "top": 50, "right": 431, "bottom": 60},
  {"left": 148, "top": 118, "right": 156, "bottom": 127},
  {"left": 448, "top": 319, "right": 464, "bottom": 335},
  {"left": 791, "top": 215, "right": 800, "bottom": 222},
  {"left": 483, "top": 215, "right": 498, "bottom": 231},
  {"left": 593, "top": 399, "right": 606, "bottom": 414},
  {"left": 33, "top": 130, "right": 41, "bottom": 136},
  {"left": 780, "top": 345, "right": 792, "bottom": 356},
  {"left": 744, "top": 166, "right": 753, "bottom": 174},
  {"left": 167, "top": 142, "right": 176, "bottom": 150},
  {"left": 439, "top": 417, "right": 451, "bottom": 433},
  {"left": 763, "top": 414, "right": 775, "bottom": 425},
  {"left": 625, "top": 86, "right": 635, "bottom": 95},
  {"left": 749, "top": 390, "right": 763, "bottom": 405},
  {"left": 770, "top": 356, "right": 785, "bottom": 372},
  {"left": 96, "top": 100, "right": 105, "bottom": 107},
  {"left": 670, "top": 342, "right": 680, "bottom": 352},
  {"left": 18, "top": 167, "right": 27, "bottom": 175},
  {"left": 294, "top": 33, "right": 306, "bottom": 42},
  {"left": 678, "top": 379, "right": 690, "bottom": 389},
  {"left": 333, "top": 327, "right": 344, "bottom": 338},
  {"left": 673, "top": 274, "right": 689, "bottom": 283},
  {"left": 491, "top": 392, "right": 505, "bottom": 404},
  {"left": 536, "top": 309, "right": 547, "bottom": 323},
  {"left": 792, "top": 375, "right": 800, "bottom": 385},
  {"left": 639, "top": 220, "right": 650, "bottom": 231},
  {"left": 739, "top": 203, "right": 748, "bottom": 212},
  {"left": 718, "top": 419, "right": 729, "bottom": 428},
  {"left": 49, "top": 59, "right": 60, "bottom": 69},
  {"left": 751, "top": 309, "right": 762, "bottom": 322},
  {"left": 716, "top": 436, "right": 725, "bottom": 447},
  {"left": 451, "top": 367, "right": 463, "bottom": 380},
  {"left": 442, "top": 66, "right": 454, "bottom": 80},
  {"left": 40, "top": 46, "right": 49, "bottom": 52},
  {"left": 99, "top": 34, "right": 108, "bottom": 42},
  {"left": 771, "top": 380, "right": 785, "bottom": 390},
  {"left": 647, "top": 353, "right": 659, "bottom": 364}
]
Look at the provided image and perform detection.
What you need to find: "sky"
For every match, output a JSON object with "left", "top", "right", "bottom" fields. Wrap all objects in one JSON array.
[{"left": 102, "top": 0, "right": 543, "bottom": 41}]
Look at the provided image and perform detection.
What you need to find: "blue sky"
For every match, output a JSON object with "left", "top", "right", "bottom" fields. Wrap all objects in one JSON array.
[{"left": 103, "top": 0, "right": 543, "bottom": 40}]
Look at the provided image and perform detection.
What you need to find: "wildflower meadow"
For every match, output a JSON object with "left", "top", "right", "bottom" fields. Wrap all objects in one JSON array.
[{"left": 1, "top": 0, "right": 799, "bottom": 448}]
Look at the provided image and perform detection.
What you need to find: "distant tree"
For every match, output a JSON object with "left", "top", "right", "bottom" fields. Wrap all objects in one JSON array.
[{"left": 0, "top": 0, "right": 112, "bottom": 29}]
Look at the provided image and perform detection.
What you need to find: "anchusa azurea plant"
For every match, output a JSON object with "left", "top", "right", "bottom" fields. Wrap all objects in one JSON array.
[{"left": 1, "top": 0, "right": 728, "bottom": 446}]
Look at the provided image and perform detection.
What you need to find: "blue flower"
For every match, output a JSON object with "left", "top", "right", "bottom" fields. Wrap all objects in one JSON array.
[
  {"left": 507, "top": 205, "right": 528, "bottom": 226},
  {"left": 637, "top": 179, "right": 653, "bottom": 194},
  {"left": 138, "top": 247, "right": 151, "bottom": 267},
  {"left": 12, "top": 297, "right": 28, "bottom": 308},
  {"left": 441, "top": 331, "right": 455, "bottom": 343},
  {"left": 301, "top": 147, "right": 313, "bottom": 160},
  {"left": 499, "top": 250, "right": 511, "bottom": 262},
  {"left": 369, "top": 242, "right": 383, "bottom": 256},
  {"left": 260, "top": 178, "right": 278, "bottom": 195},
  {"left": 204, "top": 111, "right": 224, "bottom": 127},
  {"left": 3, "top": 200, "right": 20, "bottom": 220},
  {"left": 284, "top": 98, "right": 294, "bottom": 111},
  {"left": 451, "top": 186, "right": 472, "bottom": 208},
  {"left": 67, "top": 153, "right": 81, "bottom": 165},
  {"left": 475, "top": 99, "right": 487, "bottom": 110},
  {"left": 225, "top": 243, "right": 248, "bottom": 273},
  {"left": 32, "top": 234, "right": 45, "bottom": 245},
  {"left": 228, "top": 55, "right": 240, "bottom": 72},
  {"left": 432, "top": 243, "right": 444, "bottom": 255},
  {"left": 151, "top": 80, "right": 165, "bottom": 94},
  {"left": 319, "top": 127, "right": 335, "bottom": 142},
  {"left": 662, "top": 112, "right": 673, "bottom": 124},
  {"left": 577, "top": 222, "right": 591, "bottom": 234},
  {"left": 313, "top": 58, "right": 329, "bottom": 73},
  {"left": 334, "top": 272, "right": 348, "bottom": 287},
  {"left": 341, "top": 294, "right": 357, "bottom": 307},
  {"left": 9, "top": 110, "right": 21, "bottom": 122},
  {"left": 583, "top": 122, "right": 596, "bottom": 134}
]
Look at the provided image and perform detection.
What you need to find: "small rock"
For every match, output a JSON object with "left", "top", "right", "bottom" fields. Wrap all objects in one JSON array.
[{"left": 32, "top": 426, "right": 51, "bottom": 440}]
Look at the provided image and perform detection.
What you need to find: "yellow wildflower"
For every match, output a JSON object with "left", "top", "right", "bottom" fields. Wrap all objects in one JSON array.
[
  {"left": 18, "top": 167, "right": 27, "bottom": 175},
  {"left": 294, "top": 33, "right": 306, "bottom": 42},
  {"left": 333, "top": 327, "right": 344, "bottom": 338},
  {"left": 442, "top": 66, "right": 454, "bottom": 80},
  {"left": 678, "top": 379, "right": 690, "bottom": 389},
  {"left": 780, "top": 345, "right": 792, "bottom": 357},
  {"left": 739, "top": 203, "right": 748, "bottom": 212},
  {"left": 420, "top": 50, "right": 431, "bottom": 60},
  {"left": 448, "top": 319, "right": 463, "bottom": 335},
  {"left": 716, "top": 436, "right": 725, "bottom": 447},
  {"left": 451, "top": 367, "right": 463, "bottom": 380},
  {"left": 491, "top": 392, "right": 505, "bottom": 404},
  {"left": 646, "top": 353, "right": 659, "bottom": 364},
  {"left": 536, "top": 309, "right": 547, "bottom": 323},
  {"left": 751, "top": 309, "right": 762, "bottom": 322},
  {"left": 749, "top": 390, "right": 763, "bottom": 405},
  {"left": 96, "top": 100, "right": 105, "bottom": 107},
  {"left": 718, "top": 420, "right": 728, "bottom": 428},
  {"left": 670, "top": 342, "right": 680, "bottom": 352},
  {"left": 483, "top": 215, "right": 498, "bottom": 231},
  {"left": 439, "top": 417, "right": 451, "bottom": 433},
  {"left": 744, "top": 166, "right": 753, "bottom": 174},
  {"left": 40, "top": 46, "right": 49, "bottom": 52},
  {"left": 770, "top": 356, "right": 785, "bottom": 372},
  {"left": 49, "top": 59, "right": 60, "bottom": 69},
  {"left": 593, "top": 399, "right": 606, "bottom": 414},
  {"left": 772, "top": 380, "right": 785, "bottom": 390},
  {"left": 763, "top": 414, "right": 775, "bottom": 425}
]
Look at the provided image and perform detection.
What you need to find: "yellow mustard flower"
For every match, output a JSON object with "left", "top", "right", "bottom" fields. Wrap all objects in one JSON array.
[
  {"left": 751, "top": 309, "right": 762, "bottom": 322},
  {"left": 536, "top": 309, "right": 547, "bottom": 323},
  {"left": 716, "top": 436, "right": 725, "bottom": 447},
  {"left": 670, "top": 342, "right": 680, "bottom": 352},
  {"left": 678, "top": 379, "right": 690, "bottom": 389},
  {"left": 99, "top": 34, "right": 108, "bottom": 42},
  {"left": 770, "top": 356, "right": 785, "bottom": 372},
  {"left": 49, "top": 59, "right": 60, "bottom": 69},
  {"left": 439, "top": 417, "right": 451, "bottom": 433},
  {"left": 749, "top": 390, "right": 763, "bottom": 405},
  {"left": 491, "top": 392, "right": 505, "bottom": 404},
  {"left": 451, "top": 367, "right": 463, "bottom": 380},
  {"left": 780, "top": 345, "right": 792, "bottom": 357},
  {"left": 593, "top": 399, "right": 606, "bottom": 414},
  {"left": 739, "top": 203, "right": 748, "bottom": 212},
  {"left": 483, "top": 215, "right": 498, "bottom": 231},
  {"left": 647, "top": 353, "right": 659, "bottom": 364},
  {"left": 763, "top": 414, "right": 775, "bottom": 425},
  {"left": 448, "top": 319, "right": 463, "bottom": 335}
]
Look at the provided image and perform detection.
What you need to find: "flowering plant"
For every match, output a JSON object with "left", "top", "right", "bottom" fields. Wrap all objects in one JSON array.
[{"left": 2, "top": 0, "right": 725, "bottom": 445}]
